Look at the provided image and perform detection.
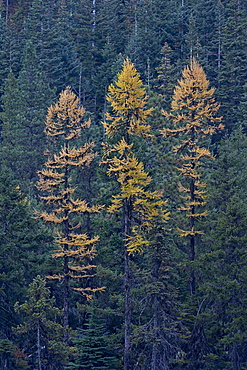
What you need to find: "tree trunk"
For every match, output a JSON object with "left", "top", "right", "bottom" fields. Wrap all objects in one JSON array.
[
  {"left": 37, "top": 321, "right": 42, "bottom": 370},
  {"left": 190, "top": 132, "right": 196, "bottom": 296},
  {"left": 63, "top": 145, "right": 70, "bottom": 344},
  {"left": 124, "top": 199, "right": 132, "bottom": 370},
  {"left": 151, "top": 294, "right": 158, "bottom": 370}
]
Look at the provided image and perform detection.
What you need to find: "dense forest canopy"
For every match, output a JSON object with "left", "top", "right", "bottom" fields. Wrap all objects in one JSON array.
[{"left": 0, "top": 0, "right": 247, "bottom": 369}]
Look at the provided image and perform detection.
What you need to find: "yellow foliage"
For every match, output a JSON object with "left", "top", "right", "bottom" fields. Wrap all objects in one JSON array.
[
  {"left": 162, "top": 58, "right": 224, "bottom": 240},
  {"left": 177, "top": 227, "right": 204, "bottom": 237},
  {"left": 37, "top": 86, "right": 102, "bottom": 292},
  {"left": 103, "top": 59, "right": 170, "bottom": 255},
  {"left": 125, "top": 231, "right": 148, "bottom": 255},
  {"left": 45, "top": 86, "right": 90, "bottom": 140},
  {"left": 103, "top": 59, "right": 153, "bottom": 138}
]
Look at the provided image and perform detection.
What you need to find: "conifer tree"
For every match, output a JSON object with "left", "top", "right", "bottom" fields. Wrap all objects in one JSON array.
[
  {"left": 217, "top": 0, "right": 247, "bottom": 132},
  {"left": 103, "top": 58, "right": 169, "bottom": 370},
  {"left": 0, "top": 41, "right": 55, "bottom": 190},
  {"left": 162, "top": 58, "right": 223, "bottom": 296},
  {"left": 36, "top": 87, "right": 103, "bottom": 344},
  {"left": 199, "top": 128, "right": 247, "bottom": 369},
  {"left": 0, "top": 167, "right": 52, "bottom": 344},
  {"left": 14, "top": 276, "right": 67, "bottom": 370},
  {"left": 67, "top": 309, "right": 119, "bottom": 370},
  {"left": 154, "top": 42, "right": 176, "bottom": 110}
]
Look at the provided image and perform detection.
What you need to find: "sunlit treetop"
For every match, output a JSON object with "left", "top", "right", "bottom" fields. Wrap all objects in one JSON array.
[
  {"left": 162, "top": 58, "right": 224, "bottom": 146},
  {"left": 45, "top": 86, "right": 90, "bottom": 140},
  {"left": 103, "top": 58, "right": 153, "bottom": 139}
]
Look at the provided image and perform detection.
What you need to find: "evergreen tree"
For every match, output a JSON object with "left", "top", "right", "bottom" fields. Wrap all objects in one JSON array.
[
  {"left": 66, "top": 308, "right": 119, "bottom": 370},
  {"left": 0, "top": 41, "right": 55, "bottom": 190},
  {"left": 0, "top": 12, "right": 9, "bottom": 97},
  {"left": 217, "top": 0, "right": 247, "bottom": 132},
  {"left": 36, "top": 86, "right": 103, "bottom": 344},
  {"left": 14, "top": 276, "right": 67, "bottom": 370},
  {"left": 103, "top": 58, "right": 169, "bottom": 370},
  {"left": 131, "top": 221, "right": 182, "bottom": 370},
  {"left": 194, "top": 0, "right": 222, "bottom": 83},
  {"left": 153, "top": 42, "right": 177, "bottom": 110},
  {"left": 199, "top": 128, "right": 247, "bottom": 369},
  {"left": 0, "top": 167, "right": 52, "bottom": 348},
  {"left": 24, "top": 0, "right": 79, "bottom": 94}
]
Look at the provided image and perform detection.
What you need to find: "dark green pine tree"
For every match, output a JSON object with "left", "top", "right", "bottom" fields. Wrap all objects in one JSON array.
[
  {"left": 0, "top": 40, "right": 55, "bottom": 191},
  {"left": 198, "top": 128, "right": 247, "bottom": 369},
  {"left": 153, "top": 42, "right": 177, "bottom": 109},
  {"left": 70, "top": 0, "right": 96, "bottom": 107},
  {"left": 0, "top": 2, "right": 23, "bottom": 97},
  {"left": 14, "top": 275, "right": 68, "bottom": 370},
  {"left": 194, "top": 0, "right": 223, "bottom": 83},
  {"left": 23, "top": 0, "right": 79, "bottom": 94},
  {"left": 217, "top": 0, "right": 247, "bottom": 132},
  {"left": 0, "top": 167, "right": 52, "bottom": 344},
  {"left": 0, "top": 11, "right": 9, "bottom": 97},
  {"left": 184, "top": 14, "right": 203, "bottom": 63},
  {"left": 131, "top": 220, "right": 182, "bottom": 370},
  {"left": 41, "top": 3, "right": 80, "bottom": 93},
  {"left": 66, "top": 309, "right": 119, "bottom": 370}
]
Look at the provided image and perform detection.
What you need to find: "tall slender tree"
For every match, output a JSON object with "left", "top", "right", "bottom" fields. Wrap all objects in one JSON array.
[
  {"left": 103, "top": 58, "right": 169, "bottom": 370},
  {"left": 0, "top": 41, "right": 55, "bottom": 190},
  {"left": 199, "top": 128, "right": 247, "bottom": 370},
  {"left": 36, "top": 87, "right": 103, "bottom": 344},
  {"left": 162, "top": 58, "right": 223, "bottom": 296},
  {"left": 217, "top": 0, "right": 247, "bottom": 132}
]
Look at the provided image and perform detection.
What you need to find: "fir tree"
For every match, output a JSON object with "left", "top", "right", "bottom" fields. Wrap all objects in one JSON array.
[
  {"left": 0, "top": 41, "right": 55, "bottom": 190},
  {"left": 0, "top": 167, "right": 52, "bottom": 350},
  {"left": 66, "top": 309, "right": 119, "bottom": 370},
  {"left": 217, "top": 0, "right": 247, "bottom": 132},
  {"left": 199, "top": 128, "right": 247, "bottom": 369},
  {"left": 14, "top": 276, "right": 67, "bottom": 370}
]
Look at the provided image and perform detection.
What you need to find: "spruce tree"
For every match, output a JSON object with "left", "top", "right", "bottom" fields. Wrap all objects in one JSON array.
[
  {"left": 199, "top": 128, "right": 247, "bottom": 369},
  {"left": 14, "top": 276, "right": 67, "bottom": 370},
  {"left": 217, "top": 0, "right": 247, "bottom": 132},
  {"left": 36, "top": 86, "right": 103, "bottom": 344},
  {"left": 66, "top": 309, "right": 119, "bottom": 370},
  {"left": 0, "top": 168, "right": 52, "bottom": 348},
  {"left": 0, "top": 40, "right": 55, "bottom": 190}
]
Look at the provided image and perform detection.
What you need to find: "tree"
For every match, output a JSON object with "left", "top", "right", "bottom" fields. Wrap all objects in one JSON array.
[
  {"left": 217, "top": 0, "right": 247, "bottom": 132},
  {"left": 103, "top": 58, "right": 169, "bottom": 370},
  {"left": 153, "top": 42, "right": 177, "bottom": 110},
  {"left": 0, "top": 167, "right": 52, "bottom": 344},
  {"left": 161, "top": 57, "right": 224, "bottom": 368},
  {"left": 162, "top": 58, "right": 223, "bottom": 296},
  {"left": 36, "top": 87, "right": 103, "bottom": 344},
  {"left": 66, "top": 308, "right": 119, "bottom": 370},
  {"left": 23, "top": 0, "right": 80, "bottom": 94},
  {"left": 14, "top": 276, "right": 67, "bottom": 370},
  {"left": 0, "top": 41, "right": 55, "bottom": 190},
  {"left": 130, "top": 220, "right": 182, "bottom": 370},
  {"left": 198, "top": 128, "right": 247, "bottom": 369}
]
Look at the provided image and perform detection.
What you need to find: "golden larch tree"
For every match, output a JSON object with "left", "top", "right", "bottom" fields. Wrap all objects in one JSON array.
[
  {"left": 36, "top": 87, "right": 103, "bottom": 343},
  {"left": 103, "top": 59, "right": 169, "bottom": 370},
  {"left": 161, "top": 58, "right": 224, "bottom": 295}
]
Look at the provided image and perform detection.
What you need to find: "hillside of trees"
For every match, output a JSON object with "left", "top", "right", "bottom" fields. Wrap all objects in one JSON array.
[{"left": 0, "top": 0, "right": 247, "bottom": 369}]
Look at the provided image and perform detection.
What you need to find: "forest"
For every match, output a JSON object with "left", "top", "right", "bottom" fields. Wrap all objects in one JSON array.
[{"left": 0, "top": 0, "right": 247, "bottom": 369}]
